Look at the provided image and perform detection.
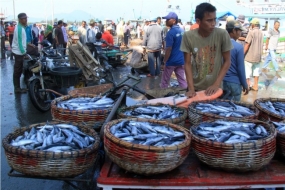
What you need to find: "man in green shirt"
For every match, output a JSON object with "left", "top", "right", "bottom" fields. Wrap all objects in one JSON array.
[{"left": 180, "top": 3, "right": 232, "bottom": 98}]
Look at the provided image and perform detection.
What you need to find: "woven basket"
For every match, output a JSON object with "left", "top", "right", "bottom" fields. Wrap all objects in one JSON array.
[
  {"left": 277, "top": 131, "right": 285, "bottom": 158},
  {"left": 117, "top": 103, "right": 187, "bottom": 127},
  {"left": 2, "top": 121, "right": 100, "bottom": 177},
  {"left": 68, "top": 83, "right": 114, "bottom": 96},
  {"left": 188, "top": 99, "right": 259, "bottom": 126},
  {"left": 104, "top": 118, "right": 191, "bottom": 175},
  {"left": 51, "top": 94, "right": 112, "bottom": 124},
  {"left": 190, "top": 119, "right": 276, "bottom": 172},
  {"left": 254, "top": 98, "right": 285, "bottom": 122}
]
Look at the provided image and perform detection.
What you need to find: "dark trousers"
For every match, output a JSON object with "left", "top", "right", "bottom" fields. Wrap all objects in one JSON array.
[
  {"left": 1, "top": 36, "right": 5, "bottom": 57},
  {"left": 13, "top": 53, "right": 24, "bottom": 89},
  {"left": 147, "top": 51, "right": 161, "bottom": 76},
  {"left": 9, "top": 34, "right": 14, "bottom": 47},
  {"left": 33, "top": 37, "right": 39, "bottom": 46},
  {"left": 63, "top": 42, "right": 67, "bottom": 55}
]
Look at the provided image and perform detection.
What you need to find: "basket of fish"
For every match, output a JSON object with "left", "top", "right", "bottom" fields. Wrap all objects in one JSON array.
[
  {"left": 272, "top": 121, "right": 285, "bottom": 158},
  {"left": 68, "top": 83, "right": 114, "bottom": 96},
  {"left": 188, "top": 100, "right": 259, "bottom": 126},
  {"left": 117, "top": 104, "right": 187, "bottom": 127},
  {"left": 254, "top": 98, "right": 285, "bottom": 122},
  {"left": 2, "top": 121, "right": 100, "bottom": 177},
  {"left": 190, "top": 119, "right": 276, "bottom": 172},
  {"left": 51, "top": 94, "right": 114, "bottom": 124},
  {"left": 104, "top": 118, "right": 191, "bottom": 175}
]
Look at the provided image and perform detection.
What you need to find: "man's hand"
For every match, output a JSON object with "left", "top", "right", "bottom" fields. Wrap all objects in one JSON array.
[
  {"left": 186, "top": 90, "right": 196, "bottom": 98},
  {"left": 243, "top": 87, "right": 249, "bottom": 95},
  {"left": 205, "top": 84, "right": 220, "bottom": 96},
  {"left": 265, "top": 46, "right": 268, "bottom": 51}
]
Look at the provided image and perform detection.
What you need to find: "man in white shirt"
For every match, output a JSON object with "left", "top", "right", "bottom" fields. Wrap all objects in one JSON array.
[
  {"left": 61, "top": 22, "right": 68, "bottom": 55},
  {"left": 78, "top": 21, "right": 87, "bottom": 45},
  {"left": 86, "top": 20, "right": 97, "bottom": 56},
  {"left": 262, "top": 21, "right": 281, "bottom": 75},
  {"left": 12, "top": 13, "right": 28, "bottom": 93}
]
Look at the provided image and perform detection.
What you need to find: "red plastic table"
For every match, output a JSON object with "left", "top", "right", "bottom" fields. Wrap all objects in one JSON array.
[{"left": 97, "top": 151, "right": 285, "bottom": 190}]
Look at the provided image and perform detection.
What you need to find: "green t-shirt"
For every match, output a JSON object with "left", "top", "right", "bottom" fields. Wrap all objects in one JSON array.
[{"left": 180, "top": 28, "right": 233, "bottom": 91}]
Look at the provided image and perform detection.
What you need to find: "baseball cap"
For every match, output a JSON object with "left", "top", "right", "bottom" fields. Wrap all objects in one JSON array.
[
  {"left": 106, "top": 26, "right": 112, "bottom": 30},
  {"left": 18, "top": 13, "right": 27, "bottom": 19},
  {"left": 162, "top": 12, "right": 178, "bottom": 21},
  {"left": 226, "top": 20, "right": 247, "bottom": 31},
  {"left": 150, "top": 18, "right": 157, "bottom": 22},
  {"left": 53, "top": 22, "right": 58, "bottom": 26},
  {"left": 250, "top": 18, "right": 260, "bottom": 25},
  {"left": 89, "top": 19, "right": 95, "bottom": 24},
  {"left": 237, "top": 14, "right": 245, "bottom": 22}
]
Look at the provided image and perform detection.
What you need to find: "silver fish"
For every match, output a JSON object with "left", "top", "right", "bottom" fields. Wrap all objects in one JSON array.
[{"left": 11, "top": 139, "right": 37, "bottom": 146}]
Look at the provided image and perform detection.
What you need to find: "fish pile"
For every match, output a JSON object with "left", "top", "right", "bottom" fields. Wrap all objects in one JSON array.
[
  {"left": 258, "top": 101, "right": 285, "bottom": 117},
  {"left": 123, "top": 105, "right": 183, "bottom": 120},
  {"left": 56, "top": 96, "right": 114, "bottom": 110},
  {"left": 10, "top": 123, "right": 95, "bottom": 152},
  {"left": 110, "top": 120, "right": 185, "bottom": 146},
  {"left": 272, "top": 122, "right": 285, "bottom": 134},
  {"left": 194, "top": 101, "right": 255, "bottom": 117},
  {"left": 192, "top": 120, "right": 269, "bottom": 144}
]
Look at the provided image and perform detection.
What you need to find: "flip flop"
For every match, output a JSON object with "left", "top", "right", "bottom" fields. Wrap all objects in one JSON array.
[
  {"left": 147, "top": 74, "right": 154, "bottom": 77},
  {"left": 250, "top": 87, "right": 258, "bottom": 91}
]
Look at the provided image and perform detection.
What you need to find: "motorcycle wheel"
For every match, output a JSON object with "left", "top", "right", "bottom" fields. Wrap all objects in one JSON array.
[{"left": 29, "top": 79, "right": 51, "bottom": 112}]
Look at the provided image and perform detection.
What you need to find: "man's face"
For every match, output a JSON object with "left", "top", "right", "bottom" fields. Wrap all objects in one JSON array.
[
  {"left": 233, "top": 29, "right": 242, "bottom": 40},
  {"left": 19, "top": 17, "right": 28, "bottom": 26},
  {"left": 196, "top": 11, "right": 216, "bottom": 33},
  {"left": 274, "top": 22, "right": 280, "bottom": 30},
  {"left": 157, "top": 19, "right": 161, "bottom": 25},
  {"left": 82, "top": 22, "right": 86, "bottom": 27},
  {"left": 166, "top": 18, "right": 175, "bottom": 27}
]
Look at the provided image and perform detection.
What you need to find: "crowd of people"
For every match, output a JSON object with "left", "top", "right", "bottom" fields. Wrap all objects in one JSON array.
[{"left": 1, "top": 2, "right": 282, "bottom": 99}]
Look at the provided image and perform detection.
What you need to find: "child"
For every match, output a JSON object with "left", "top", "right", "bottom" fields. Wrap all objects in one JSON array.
[{"left": 39, "top": 31, "right": 44, "bottom": 49}]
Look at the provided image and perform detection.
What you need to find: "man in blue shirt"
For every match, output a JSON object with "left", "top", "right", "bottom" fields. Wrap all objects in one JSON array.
[
  {"left": 160, "top": 12, "right": 187, "bottom": 88},
  {"left": 222, "top": 20, "right": 249, "bottom": 101}
]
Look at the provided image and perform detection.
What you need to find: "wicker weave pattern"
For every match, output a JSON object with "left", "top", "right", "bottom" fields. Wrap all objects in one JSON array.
[
  {"left": 188, "top": 100, "right": 259, "bottom": 126},
  {"left": 277, "top": 132, "right": 285, "bottom": 158},
  {"left": 51, "top": 94, "right": 111, "bottom": 123},
  {"left": 68, "top": 83, "right": 114, "bottom": 96},
  {"left": 254, "top": 98, "right": 285, "bottom": 122},
  {"left": 190, "top": 119, "right": 277, "bottom": 172},
  {"left": 117, "top": 103, "right": 187, "bottom": 127},
  {"left": 2, "top": 121, "right": 100, "bottom": 177},
  {"left": 104, "top": 118, "right": 191, "bottom": 175}
]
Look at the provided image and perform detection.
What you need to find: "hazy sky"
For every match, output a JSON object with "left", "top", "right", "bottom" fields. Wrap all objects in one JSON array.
[
  {"left": 0, "top": 0, "right": 256, "bottom": 21},
  {"left": 1, "top": 0, "right": 284, "bottom": 23}
]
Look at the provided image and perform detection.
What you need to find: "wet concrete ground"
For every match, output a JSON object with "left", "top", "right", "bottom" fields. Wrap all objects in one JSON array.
[{"left": 1, "top": 48, "right": 285, "bottom": 189}]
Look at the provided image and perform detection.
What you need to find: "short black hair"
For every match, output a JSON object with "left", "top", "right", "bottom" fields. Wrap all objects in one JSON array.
[
  {"left": 96, "top": 32, "right": 102, "bottom": 39},
  {"left": 58, "top": 20, "right": 63, "bottom": 25},
  {"left": 195, "top": 3, "right": 216, "bottom": 20},
  {"left": 82, "top": 21, "right": 86, "bottom": 24},
  {"left": 226, "top": 28, "right": 239, "bottom": 34},
  {"left": 157, "top": 17, "right": 161, "bottom": 20},
  {"left": 178, "top": 19, "right": 182, "bottom": 23}
]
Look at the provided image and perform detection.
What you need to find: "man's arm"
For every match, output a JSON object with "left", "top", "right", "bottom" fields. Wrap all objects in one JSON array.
[
  {"left": 205, "top": 50, "right": 231, "bottom": 96},
  {"left": 142, "top": 29, "right": 147, "bottom": 46},
  {"left": 244, "top": 42, "right": 250, "bottom": 55},
  {"left": 163, "top": 47, "right": 172, "bottom": 63},
  {"left": 54, "top": 28, "right": 59, "bottom": 45},
  {"left": 265, "top": 37, "right": 270, "bottom": 50},
  {"left": 236, "top": 47, "right": 248, "bottom": 95},
  {"left": 184, "top": 52, "right": 196, "bottom": 97}
]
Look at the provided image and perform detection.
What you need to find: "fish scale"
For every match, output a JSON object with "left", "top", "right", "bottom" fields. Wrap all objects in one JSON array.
[
  {"left": 194, "top": 101, "right": 254, "bottom": 117},
  {"left": 10, "top": 123, "right": 96, "bottom": 152},
  {"left": 110, "top": 120, "right": 185, "bottom": 146},
  {"left": 192, "top": 120, "right": 269, "bottom": 144}
]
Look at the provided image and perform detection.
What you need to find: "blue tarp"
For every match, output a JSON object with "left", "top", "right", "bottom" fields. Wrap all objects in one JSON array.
[{"left": 216, "top": 12, "right": 237, "bottom": 21}]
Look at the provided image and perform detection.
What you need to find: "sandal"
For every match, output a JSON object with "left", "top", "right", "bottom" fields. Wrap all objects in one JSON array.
[{"left": 147, "top": 74, "right": 154, "bottom": 77}]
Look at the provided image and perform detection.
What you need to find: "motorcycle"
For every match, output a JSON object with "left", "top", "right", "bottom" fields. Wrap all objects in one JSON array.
[{"left": 25, "top": 53, "right": 82, "bottom": 112}]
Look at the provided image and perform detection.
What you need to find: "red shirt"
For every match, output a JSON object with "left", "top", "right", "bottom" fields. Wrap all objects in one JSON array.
[
  {"left": 7, "top": 25, "right": 15, "bottom": 34},
  {"left": 102, "top": 31, "right": 114, "bottom": 47},
  {"left": 190, "top": 23, "right": 199, "bottom": 30}
]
